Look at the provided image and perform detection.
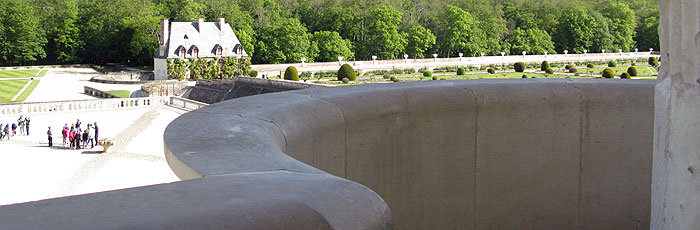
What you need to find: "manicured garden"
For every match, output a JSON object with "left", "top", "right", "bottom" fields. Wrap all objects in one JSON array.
[
  {"left": 0, "top": 69, "right": 46, "bottom": 78},
  {"left": 0, "top": 79, "right": 40, "bottom": 103},
  {"left": 276, "top": 57, "right": 660, "bottom": 86}
]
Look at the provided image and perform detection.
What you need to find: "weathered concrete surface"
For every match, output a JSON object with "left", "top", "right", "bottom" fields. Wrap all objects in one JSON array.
[
  {"left": 0, "top": 79, "right": 653, "bottom": 229},
  {"left": 169, "top": 79, "right": 653, "bottom": 229},
  {"left": 651, "top": 0, "right": 700, "bottom": 229}
]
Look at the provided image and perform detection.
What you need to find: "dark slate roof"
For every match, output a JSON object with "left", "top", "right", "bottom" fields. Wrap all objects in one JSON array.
[{"left": 161, "top": 21, "right": 248, "bottom": 59}]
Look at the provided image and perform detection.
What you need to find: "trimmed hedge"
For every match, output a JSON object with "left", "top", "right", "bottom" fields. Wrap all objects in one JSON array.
[
  {"left": 649, "top": 57, "right": 658, "bottom": 67},
  {"left": 457, "top": 67, "right": 466, "bottom": 75},
  {"left": 620, "top": 72, "right": 631, "bottom": 79},
  {"left": 565, "top": 64, "right": 572, "bottom": 70},
  {"left": 569, "top": 67, "right": 577, "bottom": 73},
  {"left": 337, "top": 64, "right": 356, "bottom": 81},
  {"left": 608, "top": 60, "right": 617, "bottom": 67},
  {"left": 627, "top": 67, "right": 638, "bottom": 76},
  {"left": 341, "top": 77, "right": 350, "bottom": 83},
  {"left": 514, "top": 62, "right": 526, "bottom": 72},
  {"left": 284, "top": 66, "right": 299, "bottom": 81},
  {"left": 602, "top": 68, "right": 615, "bottom": 78},
  {"left": 541, "top": 61, "right": 550, "bottom": 71},
  {"left": 390, "top": 76, "right": 400, "bottom": 82},
  {"left": 423, "top": 71, "right": 432, "bottom": 78},
  {"left": 249, "top": 70, "right": 258, "bottom": 78},
  {"left": 587, "top": 63, "right": 595, "bottom": 68},
  {"left": 545, "top": 68, "right": 554, "bottom": 74},
  {"left": 487, "top": 68, "right": 496, "bottom": 74},
  {"left": 522, "top": 75, "right": 527, "bottom": 78}
]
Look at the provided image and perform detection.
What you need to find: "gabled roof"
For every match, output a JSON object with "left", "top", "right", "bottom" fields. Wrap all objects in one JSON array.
[{"left": 159, "top": 21, "right": 248, "bottom": 59}]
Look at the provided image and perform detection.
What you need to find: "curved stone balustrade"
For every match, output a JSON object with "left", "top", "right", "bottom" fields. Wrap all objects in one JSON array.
[
  {"left": 168, "top": 96, "right": 208, "bottom": 111},
  {"left": 0, "top": 79, "right": 654, "bottom": 229},
  {"left": 0, "top": 97, "right": 169, "bottom": 116}
]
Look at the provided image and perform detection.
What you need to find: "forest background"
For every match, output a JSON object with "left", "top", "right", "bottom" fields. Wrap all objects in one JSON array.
[{"left": 0, "top": 0, "right": 659, "bottom": 67}]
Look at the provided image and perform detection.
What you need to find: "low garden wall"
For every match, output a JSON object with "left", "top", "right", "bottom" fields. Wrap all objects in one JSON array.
[{"left": 0, "top": 79, "right": 654, "bottom": 229}]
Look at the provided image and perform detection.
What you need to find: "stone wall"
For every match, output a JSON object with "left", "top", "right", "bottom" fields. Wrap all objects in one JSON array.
[{"left": 183, "top": 77, "right": 331, "bottom": 104}]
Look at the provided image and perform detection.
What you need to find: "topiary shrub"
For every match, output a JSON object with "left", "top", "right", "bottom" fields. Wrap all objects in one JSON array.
[
  {"left": 541, "top": 61, "right": 550, "bottom": 71},
  {"left": 522, "top": 75, "right": 527, "bottom": 78},
  {"left": 565, "top": 64, "right": 572, "bottom": 70},
  {"left": 383, "top": 74, "right": 391, "bottom": 79},
  {"left": 423, "top": 71, "right": 432, "bottom": 78},
  {"left": 545, "top": 68, "right": 554, "bottom": 74},
  {"left": 249, "top": 70, "right": 258, "bottom": 78},
  {"left": 284, "top": 66, "right": 299, "bottom": 81},
  {"left": 487, "top": 68, "right": 496, "bottom": 74},
  {"left": 514, "top": 62, "right": 526, "bottom": 72},
  {"left": 587, "top": 63, "right": 595, "bottom": 68},
  {"left": 440, "top": 78, "right": 447, "bottom": 80},
  {"left": 608, "top": 60, "right": 617, "bottom": 67},
  {"left": 602, "top": 68, "right": 615, "bottom": 78},
  {"left": 648, "top": 57, "right": 658, "bottom": 67},
  {"left": 627, "top": 67, "right": 638, "bottom": 76},
  {"left": 390, "top": 76, "right": 400, "bottom": 82},
  {"left": 432, "top": 76, "right": 438, "bottom": 80},
  {"left": 457, "top": 67, "right": 466, "bottom": 75},
  {"left": 337, "top": 64, "right": 356, "bottom": 81},
  {"left": 569, "top": 67, "right": 578, "bottom": 73},
  {"left": 620, "top": 72, "right": 631, "bottom": 79}
]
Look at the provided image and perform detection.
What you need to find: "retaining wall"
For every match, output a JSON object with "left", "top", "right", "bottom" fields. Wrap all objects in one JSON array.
[
  {"left": 183, "top": 76, "right": 331, "bottom": 104},
  {"left": 0, "top": 79, "right": 654, "bottom": 229}
]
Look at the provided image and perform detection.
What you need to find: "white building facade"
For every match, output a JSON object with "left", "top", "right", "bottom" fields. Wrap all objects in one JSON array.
[{"left": 154, "top": 18, "right": 248, "bottom": 80}]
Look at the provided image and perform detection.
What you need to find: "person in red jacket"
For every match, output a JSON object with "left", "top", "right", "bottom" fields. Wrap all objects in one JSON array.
[
  {"left": 69, "top": 128, "right": 75, "bottom": 149},
  {"left": 62, "top": 124, "right": 69, "bottom": 147}
]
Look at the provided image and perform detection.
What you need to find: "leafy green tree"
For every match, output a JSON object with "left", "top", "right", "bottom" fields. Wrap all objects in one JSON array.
[
  {"left": 554, "top": 7, "right": 595, "bottom": 54},
  {"left": 200, "top": 0, "right": 256, "bottom": 57},
  {"left": 510, "top": 28, "right": 555, "bottom": 55},
  {"left": 312, "top": 31, "right": 354, "bottom": 62},
  {"left": 0, "top": 0, "right": 47, "bottom": 65},
  {"left": 156, "top": 0, "right": 204, "bottom": 22},
  {"left": 361, "top": 6, "right": 406, "bottom": 60},
  {"left": 437, "top": 5, "right": 484, "bottom": 57},
  {"left": 590, "top": 12, "right": 615, "bottom": 53},
  {"left": 32, "top": 0, "right": 82, "bottom": 64},
  {"left": 503, "top": 2, "right": 536, "bottom": 30},
  {"left": 600, "top": 2, "right": 636, "bottom": 51},
  {"left": 636, "top": 12, "right": 659, "bottom": 51},
  {"left": 253, "top": 18, "right": 314, "bottom": 64},
  {"left": 401, "top": 25, "right": 436, "bottom": 59}
]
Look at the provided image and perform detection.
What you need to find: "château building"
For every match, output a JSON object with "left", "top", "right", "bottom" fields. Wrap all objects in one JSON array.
[{"left": 153, "top": 18, "right": 248, "bottom": 80}]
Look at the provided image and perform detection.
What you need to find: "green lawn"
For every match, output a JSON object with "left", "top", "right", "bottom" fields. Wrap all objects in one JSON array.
[
  {"left": 0, "top": 80, "right": 32, "bottom": 103},
  {"left": 0, "top": 69, "right": 46, "bottom": 78},
  {"left": 106, "top": 90, "right": 131, "bottom": 98},
  {"left": 13, "top": 80, "right": 40, "bottom": 102}
]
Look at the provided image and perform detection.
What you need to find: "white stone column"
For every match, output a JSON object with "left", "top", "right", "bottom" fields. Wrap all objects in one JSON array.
[{"left": 652, "top": 0, "right": 700, "bottom": 229}]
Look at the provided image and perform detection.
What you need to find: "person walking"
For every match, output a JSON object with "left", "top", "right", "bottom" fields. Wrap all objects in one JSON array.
[
  {"left": 82, "top": 129, "right": 89, "bottom": 149},
  {"left": 4, "top": 124, "right": 10, "bottom": 140},
  {"left": 18, "top": 116, "right": 24, "bottom": 135},
  {"left": 69, "top": 128, "right": 75, "bottom": 149},
  {"left": 75, "top": 129, "right": 81, "bottom": 150},
  {"left": 0, "top": 124, "right": 4, "bottom": 140},
  {"left": 93, "top": 122, "right": 99, "bottom": 144},
  {"left": 47, "top": 127, "right": 53, "bottom": 147},
  {"left": 76, "top": 119, "right": 81, "bottom": 130},
  {"left": 62, "top": 124, "right": 68, "bottom": 146},
  {"left": 87, "top": 127, "right": 95, "bottom": 148},
  {"left": 25, "top": 117, "right": 30, "bottom": 135}
]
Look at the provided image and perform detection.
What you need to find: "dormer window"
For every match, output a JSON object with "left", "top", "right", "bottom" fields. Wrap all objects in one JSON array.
[
  {"left": 192, "top": 47, "right": 199, "bottom": 58},
  {"left": 235, "top": 44, "right": 243, "bottom": 55},
  {"left": 216, "top": 46, "right": 223, "bottom": 56},
  {"left": 179, "top": 47, "right": 186, "bottom": 59}
]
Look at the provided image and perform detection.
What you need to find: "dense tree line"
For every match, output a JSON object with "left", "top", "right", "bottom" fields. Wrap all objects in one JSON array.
[{"left": 0, "top": 0, "right": 660, "bottom": 66}]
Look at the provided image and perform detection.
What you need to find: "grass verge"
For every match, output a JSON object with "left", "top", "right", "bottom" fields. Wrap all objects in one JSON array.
[
  {"left": 106, "top": 90, "right": 131, "bottom": 98},
  {"left": 0, "top": 69, "right": 45, "bottom": 78}
]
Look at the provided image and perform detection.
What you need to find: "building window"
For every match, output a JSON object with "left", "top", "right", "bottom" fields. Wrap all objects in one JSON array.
[
  {"left": 193, "top": 47, "right": 199, "bottom": 58},
  {"left": 236, "top": 45, "right": 243, "bottom": 55},
  {"left": 179, "top": 47, "right": 186, "bottom": 59},
  {"left": 216, "top": 46, "right": 223, "bottom": 56}
]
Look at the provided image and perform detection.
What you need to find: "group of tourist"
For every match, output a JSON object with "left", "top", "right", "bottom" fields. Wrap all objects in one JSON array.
[
  {"left": 0, "top": 115, "right": 31, "bottom": 140},
  {"left": 54, "top": 119, "right": 99, "bottom": 149}
]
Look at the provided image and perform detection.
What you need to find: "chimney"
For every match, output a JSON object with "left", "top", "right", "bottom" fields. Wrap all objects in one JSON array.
[
  {"left": 217, "top": 18, "right": 225, "bottom": 30},
  {"left": 160, "top": 18, "right": 169, "bottom": 45},
  {"left": 196, "top": 18, "right": 204, "bottom": 32}
]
